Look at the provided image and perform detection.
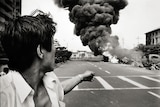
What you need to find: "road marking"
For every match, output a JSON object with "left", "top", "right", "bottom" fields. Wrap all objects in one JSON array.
[
  {"left": 95, "top": 76, "right": 114, "bottom": 90},
  {"left": 72, "top": 87, "right": 160, "bottom": 91},
  {"left": 73, "top": 86, "right": 79, "bottom": 91},
  {"left": 88, "top": 62, "right": 93, "bottom": 65},
  {"left": 58, "top": 75, "right": 160, "bottom": 79},
  {"left": 98, "top": 75, "right": 160, "bottom": 78},
  {"left": 98, "top": 67, "right": 102, "bottom": 70},
  {"left": 141, "top": 76, "right": 160, "bottom": 83},
  {"left": 105, "top": 70, "right": 111, "bottom": 74},
  {"left": 118, "top": 76, "right": 149, "bottom": 89},
  {"left": 94, "top": 65, "right": 97, "bottom": 67},
  {"left": 148, "top": 91, "right": 160, "bottom": 99}
]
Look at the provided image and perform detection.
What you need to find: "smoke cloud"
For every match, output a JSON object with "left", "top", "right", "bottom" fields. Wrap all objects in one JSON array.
[{"left": 54, "top": 0, "right": 128, "bottom": 55}]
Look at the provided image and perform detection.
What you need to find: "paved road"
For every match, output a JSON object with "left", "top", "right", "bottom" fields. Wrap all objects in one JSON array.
[{"left": 54, "top": 60, "right": 160, "bottom": 107}]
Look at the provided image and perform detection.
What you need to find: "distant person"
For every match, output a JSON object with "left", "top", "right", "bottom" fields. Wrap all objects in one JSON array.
[
  {"left": 0, "top": 11, "right": 95, "bottom": 107},
  {"left": 0, "top": 40, "right": 9, "bottom": 76}
]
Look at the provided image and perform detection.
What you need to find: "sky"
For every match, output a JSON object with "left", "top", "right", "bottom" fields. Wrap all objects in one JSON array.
[{"left": 22, "top": 0, "right": 160, "bottom": 52}]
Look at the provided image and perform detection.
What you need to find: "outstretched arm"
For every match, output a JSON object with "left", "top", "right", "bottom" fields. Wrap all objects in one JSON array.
[{"left": 61, "top": 71, "right": 95, "bottom": 94}]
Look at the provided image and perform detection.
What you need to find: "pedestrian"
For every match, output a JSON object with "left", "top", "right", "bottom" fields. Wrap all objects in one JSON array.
[
  {"left": 0, "top": 11, "right": 95, "bottom": 107},
  {"left": 0, "top": 39, "right": 9, "bottom": 76}
]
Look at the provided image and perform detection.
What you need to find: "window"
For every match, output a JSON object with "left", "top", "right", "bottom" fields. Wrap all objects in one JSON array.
[
  {"left": 156, "top": 37, "right": 158, "bottom": 44},
  {"left": 152, "top": 38, "right": 154, "bottom": 45}
]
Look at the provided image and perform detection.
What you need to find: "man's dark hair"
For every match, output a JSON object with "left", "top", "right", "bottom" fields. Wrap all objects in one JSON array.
[
  {"left": 1, "top": 12, "right": 56, "bottom": 72},
  {"left": 0, "top": 38, "right": 8, "bottom": 64}
]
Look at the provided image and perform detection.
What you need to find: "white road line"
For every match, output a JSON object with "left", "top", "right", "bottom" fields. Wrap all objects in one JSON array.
[
  {"left": 95, "top": 76, "right": 114, "bottom": 90},
  {"left": 72, "top": 87, "right": 160, "bottom": 91},
  {"left": 73, "top": 85, "right": 79, "bottom": 91},
  {"left": 148, "top": 91, "right": 160, "bottom": 99},
  {"left": 88, "top": 62, "right": 93, "bottom": 65},
  {"left": 58, "top": 75, "right": 160, "bottom": 79},
  {"left": 98, "top": 67, "right": 102, "bottom": 70},
  {"left": 141, "top": 76, "right": 160, "bottom": 83},
  {"left": 94, "top": 65, "right": 97, "bottom": 67},
  {"left": 105, "top": 70, "right": 111, "bottom": 74},
  {"left": 118, "top": 76, "right": 149, "bottom": 89},
  {"left": 98, "top": 75, "right": 160, "bottom": 78}
]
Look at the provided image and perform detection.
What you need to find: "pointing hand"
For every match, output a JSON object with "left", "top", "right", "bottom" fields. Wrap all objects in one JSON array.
[{"left": 79, "top": 71, "right": 95, "bottom": 82}]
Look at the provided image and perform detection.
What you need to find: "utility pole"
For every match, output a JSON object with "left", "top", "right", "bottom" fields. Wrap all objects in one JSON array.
[
  {"left": 136, "top": 36, "right": 141, "bottom": 45},
  {"left": 137, "top": 36, "right": 139, "bottom": 44},
  {"left": 122, "top": 38, "right": 124, "bottom": 48}
]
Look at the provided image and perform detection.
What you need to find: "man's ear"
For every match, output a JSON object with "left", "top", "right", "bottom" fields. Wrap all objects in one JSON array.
[{"left": 37, "top": 45, "right": 44, "bottom": 59}]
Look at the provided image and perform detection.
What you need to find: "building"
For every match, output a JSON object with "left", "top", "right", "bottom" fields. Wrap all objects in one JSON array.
[
  {"left": 145, "top": 28, "right": 160, "bottom": 45},
  {"left": 71, "top": 51, "right": 93, "bottom": 59},
  {"left": 71, "top": 50, "right": 103, "bottom": 61},
  {"left": 0, "top": 0, "right": 21, "bottom": 31}
]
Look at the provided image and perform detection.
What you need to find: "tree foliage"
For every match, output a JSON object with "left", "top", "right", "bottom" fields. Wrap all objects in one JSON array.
[
  {"left": 55, "top": 47, "right": 72, "bottom": 63},
  {"left": 135, "top": 44, "right": 160, "bottom": 56},
  {"left": 144, "top": 44, "right": 160, "bottom": 55}
]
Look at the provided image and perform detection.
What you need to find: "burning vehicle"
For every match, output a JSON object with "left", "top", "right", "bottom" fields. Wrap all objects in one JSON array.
[
  {"left": 53, "top": 0, "right": 160, "bottom": 70},
  {"left": 54, "top": 0, "right": 128, "bottom": 56}
]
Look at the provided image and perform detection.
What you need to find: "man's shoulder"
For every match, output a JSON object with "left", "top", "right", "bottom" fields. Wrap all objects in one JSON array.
[
  {"left": 0, "top": 71, "right": 13, "bottom": 91},
  {"left": 45, "top": 71, "right": 58, "bottom": 79},
  {"left": 43, "top": 71, "right": 60, "bottom": 86}
]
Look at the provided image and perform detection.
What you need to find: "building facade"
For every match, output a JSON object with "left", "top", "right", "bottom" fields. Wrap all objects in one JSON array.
[
  {"left": 71, "top": 50, "right": 103, "bottom": 61},
  {"left": 71, "top": 51, "right": 94, "bottom": 59},
  {"left": 0, "top": 0, "right": 21, "bottom": 31},
  {"left": 145, "top": 28, "right": 160, "bottom": 45}
]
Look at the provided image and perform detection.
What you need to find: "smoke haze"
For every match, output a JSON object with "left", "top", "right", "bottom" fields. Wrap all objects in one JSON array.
[{"left": 54, "top": 0, "right": 128, "bottom": 55}]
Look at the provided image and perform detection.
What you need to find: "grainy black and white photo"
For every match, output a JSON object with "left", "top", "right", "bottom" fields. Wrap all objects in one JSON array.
[{"left": 0, "top": 0, "right": 160, "bottom": 107}]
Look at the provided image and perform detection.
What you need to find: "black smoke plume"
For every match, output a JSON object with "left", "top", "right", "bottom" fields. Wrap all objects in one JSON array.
[{"left": 54, "top": 0, "right": 128, "bottom": 55}]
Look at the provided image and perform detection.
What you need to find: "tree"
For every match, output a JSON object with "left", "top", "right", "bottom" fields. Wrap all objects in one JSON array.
[
  {"left": 55, "top": 47, "right": 72, "bottom": 63},
  {"left": 135, "top": 44, "right": 160, "bottom": 55},
  {"left": 134, "top": 44, "right": 145, "bottom": 52},
  {"left": 143, "top": 44, "right": 160, "bottom": 55}
]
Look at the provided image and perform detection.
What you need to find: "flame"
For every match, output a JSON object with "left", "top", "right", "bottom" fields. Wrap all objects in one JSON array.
[{"left": 54, "top": 0, "right": 128, "bottom": 55}]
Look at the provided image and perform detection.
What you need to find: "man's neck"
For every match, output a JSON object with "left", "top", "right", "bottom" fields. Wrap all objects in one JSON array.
[{"left": 21, "top": 63, "right": 45, "bottom": 91}]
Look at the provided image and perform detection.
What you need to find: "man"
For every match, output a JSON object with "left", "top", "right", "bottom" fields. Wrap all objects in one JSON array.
[
  {"left": 0, "top": 12, "right": 95, "bottom": 107},
  {"left": 0, "top": 41, "right": 9, "bottom": 76}
]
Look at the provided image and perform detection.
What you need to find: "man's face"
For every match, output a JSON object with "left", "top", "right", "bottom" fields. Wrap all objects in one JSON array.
[{"left": 41, "top": 37, "right": 56, "bottom": 72}]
